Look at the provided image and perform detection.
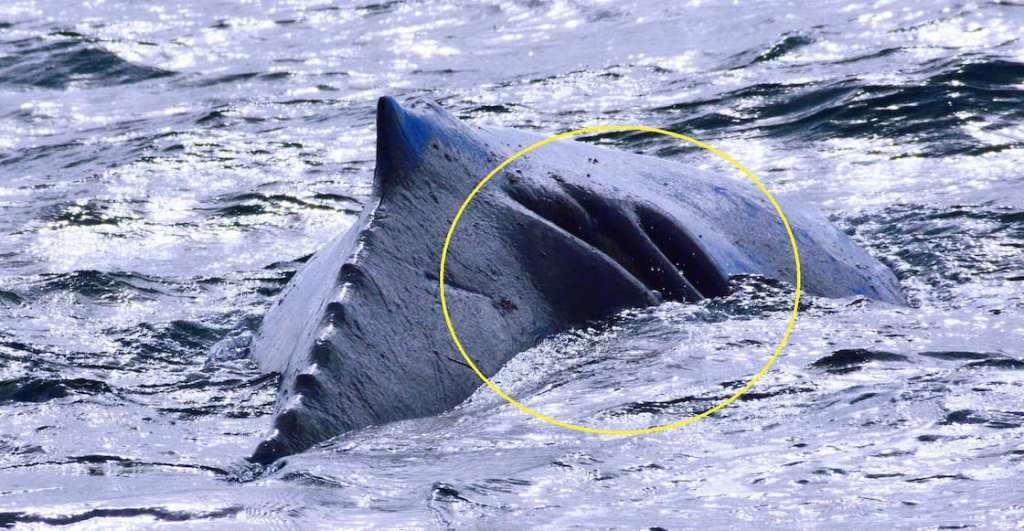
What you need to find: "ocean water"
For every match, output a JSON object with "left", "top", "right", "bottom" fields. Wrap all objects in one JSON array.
[{"left": 1, "top": 0, "right": 1023, "bottom": 528}]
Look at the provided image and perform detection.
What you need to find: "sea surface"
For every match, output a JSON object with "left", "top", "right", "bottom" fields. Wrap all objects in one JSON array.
[{"left": 1, "top": 0, "right": 1023, "bottom": 528}]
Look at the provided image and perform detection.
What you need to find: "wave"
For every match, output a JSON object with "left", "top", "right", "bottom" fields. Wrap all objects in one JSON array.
[
  {"left": 40, "top": 199, "right": 138, "bottom": 228},
  {"left": 0, "top": 33, "right": 172, "bottom": 89},
  {"left": 28, "top": 270, "right": 168, "bottom": 301},
  {"left": 628, "top": 56, "right": 1024, "bottom": 156},
  {"left": 809, "top": 348, "right": 910, "bottom": 374},
  {"left": 202, "top": 191, "right": 362, "bottom": 218},
  {"left": 0, "top": 290, "right": 22, "bottom": 307},
  {"left": 0, "top": 377, "right": 112, "bottom": 404},
  {"left": 0, "top": 506, "right": 240, "bottom": 528},
  {"left": 841, "top": 203, "right": 1024, "bottom": 297},
  {"left": 729, "top": 32, "right": 815, "bottom": 67}
]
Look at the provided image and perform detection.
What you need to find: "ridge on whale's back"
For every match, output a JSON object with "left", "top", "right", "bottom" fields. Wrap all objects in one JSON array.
[{"left": 246, "top": 96, "right": 904, "bottom": 464}]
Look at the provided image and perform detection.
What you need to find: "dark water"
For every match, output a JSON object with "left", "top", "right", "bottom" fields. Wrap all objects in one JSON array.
[{"left": 1, "top": 0, "right": 1023, "bottom": 528}]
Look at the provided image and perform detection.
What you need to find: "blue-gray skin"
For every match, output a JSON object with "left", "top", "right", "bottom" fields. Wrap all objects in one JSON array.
[{"left": 248, "top": 97, "right": 903, "bottom": 464}]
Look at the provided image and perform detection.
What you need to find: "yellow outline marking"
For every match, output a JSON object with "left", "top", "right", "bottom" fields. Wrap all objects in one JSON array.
[{"left": 439, "top": 125, "right": 801, "bottom": 435}]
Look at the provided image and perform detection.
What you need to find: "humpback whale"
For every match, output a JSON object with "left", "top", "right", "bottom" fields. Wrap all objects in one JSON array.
[{"left": 247, "top": 96, "right": 903, "bottom": 464}]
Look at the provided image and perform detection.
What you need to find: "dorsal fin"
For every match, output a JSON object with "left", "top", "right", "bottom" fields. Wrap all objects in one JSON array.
[
  {"left": 378, "top": 95, "right": 462, "bottom": 197},
  {"left": 373, "top": 96, "right": 492, "bottom": 198},
  {"left": 373, "top": 96, "right": 437, "bottom": 197}
]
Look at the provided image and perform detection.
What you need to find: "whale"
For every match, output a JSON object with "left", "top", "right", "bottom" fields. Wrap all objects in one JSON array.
[{"left": 246, "top": 96, "right": 904, "bottom": 464}]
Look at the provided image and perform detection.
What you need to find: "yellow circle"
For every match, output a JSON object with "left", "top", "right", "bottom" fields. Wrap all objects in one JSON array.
[{"left": 438, "top": 125, "right": 802, "bottom": 435}]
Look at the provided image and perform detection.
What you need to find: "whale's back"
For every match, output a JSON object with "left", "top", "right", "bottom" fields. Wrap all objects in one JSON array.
[{"left": 247, "top": 97, "right": 904, "bottom": 464}]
